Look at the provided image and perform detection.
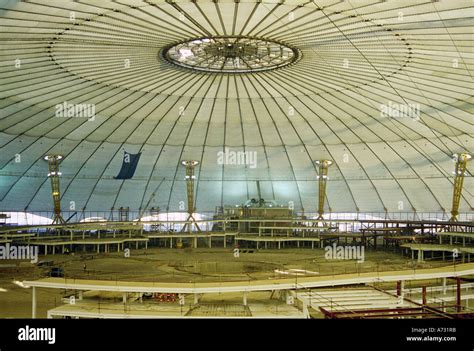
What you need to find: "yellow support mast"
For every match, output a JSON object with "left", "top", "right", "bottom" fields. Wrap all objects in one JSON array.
[
  {"left": 181, "top": 160, "right": 201, "bottom": 233},
  {"left": 449, "top": 153, "right": 471, "bottom": 222},
  {"left": 315, "top": 160, "right": 332, "bottom": 221},
  {"left": 44, "top": 154, "right": 65, "bottom": 224}
]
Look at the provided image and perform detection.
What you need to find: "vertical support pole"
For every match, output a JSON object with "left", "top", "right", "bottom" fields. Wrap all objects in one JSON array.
[
  {"left": 32, "top": 286, "right": 37, "bottom": 319},
  {"left": 396, "top": 280, "right": 405, "bottom": 301},
  {"left": 422, "top": 286, "right": 427, "bottom": 305},
  {"left": 243, "top": 291, "right": 248, "bottom": 306},
  {"left": 417, "top": 250, "right": 423, "bottom": 263},
  {"left": 456, "top": 277, "right": 461, "bottom": 312},
  {"left": 303, "top": 300, "right": 309, "bottom": 319}
]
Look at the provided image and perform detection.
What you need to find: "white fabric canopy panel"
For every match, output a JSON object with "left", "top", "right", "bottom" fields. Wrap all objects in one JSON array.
[{"left": 0, "top": 0, "right": 472, "bottom": 214}]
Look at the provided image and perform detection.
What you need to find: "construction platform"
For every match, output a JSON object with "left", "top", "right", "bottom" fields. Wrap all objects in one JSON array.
[
  {"left": 45, "top": 301, "right": 303, "bottom": 319},
  {"left": 18, "top": 237, "right": 149, "bottom": 255},
  {"left": 401, "top": 243, "right": 474, "bottom": 262},
  {"left": 23, "top": 263, "right": 474, "bottom": 319},
  {"left": 24, "top": 263, "right": 474, "bottom": 294}
]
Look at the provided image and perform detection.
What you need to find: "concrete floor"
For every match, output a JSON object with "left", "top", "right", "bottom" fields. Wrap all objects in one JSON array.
[{"left": 0, "top": 247, "right": 456, "bottom": 318}]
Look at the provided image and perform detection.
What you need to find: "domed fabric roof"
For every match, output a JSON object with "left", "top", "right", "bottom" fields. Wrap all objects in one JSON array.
[{"left": 0, "top": 0, "right": 472, "bottom": 213}]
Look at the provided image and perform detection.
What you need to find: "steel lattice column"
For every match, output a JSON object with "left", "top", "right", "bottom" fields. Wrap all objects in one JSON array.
[
  {"left": 315, "top": 160, "right": 332, "bottom": 220},
  {"left": 181, "top": 160, "right": 201, "bottom": 232},
  {"left": 450, "top": 153, "right": 471, "bottom": 222},
  {"left": 44, "top": 155, "right": 65, "bottom": 224}
]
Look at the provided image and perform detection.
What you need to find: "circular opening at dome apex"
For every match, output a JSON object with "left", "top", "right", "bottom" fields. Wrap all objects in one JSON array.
[{"left": 161, "top": 36, "right": 300, "bottom": 73}]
